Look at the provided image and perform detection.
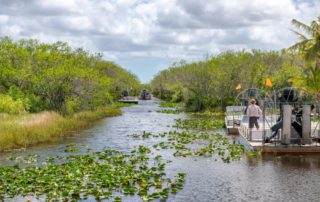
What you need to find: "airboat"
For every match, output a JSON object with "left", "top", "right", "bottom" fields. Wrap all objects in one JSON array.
[
  {"left": 139, "top": 89, "right": 152, "bottom": 100},
  {"left": 226, "top": 88, "right": 320, "bottom": 153},
  {"left": 118, "top": 90, "right": 139, "bottom": 104}
]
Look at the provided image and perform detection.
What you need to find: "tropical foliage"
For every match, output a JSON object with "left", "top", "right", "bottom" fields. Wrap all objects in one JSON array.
[
  {"left": 289, "top": 17, "right": 320, "bottom": 107},
  {"left": 0, "top": 37, "right": 140, "bottom": 114},
  {"left": 289, "top": 17, "right": 320, "bottom": 65}
]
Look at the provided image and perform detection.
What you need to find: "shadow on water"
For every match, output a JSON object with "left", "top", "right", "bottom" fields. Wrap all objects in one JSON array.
[
  {"left": 1, "top": 98, "right": 320, "bottom": 202},
  {"left": 262, "top": 153, "right": 320, "bottom": 169}
]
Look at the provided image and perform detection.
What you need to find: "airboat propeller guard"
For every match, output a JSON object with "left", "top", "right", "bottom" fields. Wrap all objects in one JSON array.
[
  {"left": 226, "top": 87, "right": 320, "bottom": 151},
  {"left": 273, "top": 87, "right": 315, "bottom": 106},
  {"left": 233, "top": 88, "right": 275, "bottom": 111},
  {"left": 272, "top": 87, "right": 319, "bottom": 141},
  {"left": 225, "top": 88, "right": 275, "bottom": 135}
]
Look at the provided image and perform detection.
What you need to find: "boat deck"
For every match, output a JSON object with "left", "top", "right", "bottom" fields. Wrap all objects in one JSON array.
[
  {"left": 241, "top": 138, "right": 320, "bottom": 153},
  {"left": 226, "top": 115, "right": 320, "bottom": 153},
  {"left": 118, "top": 96, "right": 139, "bottom": 104}
]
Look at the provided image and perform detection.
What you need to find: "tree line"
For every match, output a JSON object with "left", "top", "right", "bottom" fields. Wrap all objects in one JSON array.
[
  {"left": 150, "top": 50, "right": 302, "bottom": 111},
  {"left": 0, "top": 37, "right": 140, "bottom": 114}
]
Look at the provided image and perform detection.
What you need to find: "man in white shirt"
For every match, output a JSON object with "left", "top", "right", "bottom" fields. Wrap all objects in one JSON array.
[{"left": 247, "top": 99, "right": 262, "bottom": 130}]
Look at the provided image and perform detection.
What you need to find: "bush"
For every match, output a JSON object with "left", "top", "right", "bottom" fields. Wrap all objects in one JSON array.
[
  {"left": 171, "top": 88, "right": 183, "bottom": 103},
  {"left": 7, "top": 86, "right": 31, "bottom": 111},
  {"left": 62, "top": 97, "right": 81, "bottom": 115},
  {"left": 0, "top": 37, "right": 141, "bottom": 113},
  {"left": 0, "top": 94, "right": 25, "bottom": 114},
  {"left": 27, "top": 94, "right": 49, "bottom": 112},
  {"left": 185, "top": 96, "right": 209, "bottom": 112}
]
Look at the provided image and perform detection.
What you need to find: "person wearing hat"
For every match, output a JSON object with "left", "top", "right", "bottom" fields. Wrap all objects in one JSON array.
[{"left": 247, "top": 99, "right": 262, "bottom": 130}]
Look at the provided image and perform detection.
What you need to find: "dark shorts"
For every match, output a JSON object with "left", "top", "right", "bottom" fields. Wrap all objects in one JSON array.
[{"left": 249, "top": 117, "right": 259, "bottom": 129}]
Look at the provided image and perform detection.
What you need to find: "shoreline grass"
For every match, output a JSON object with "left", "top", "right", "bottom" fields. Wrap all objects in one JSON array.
[
  {"left": 158, "top": 101, "right": 184, "bottom": 108},
  {"left": 0, "top": 106, "right": 122, "bottom": 152}
]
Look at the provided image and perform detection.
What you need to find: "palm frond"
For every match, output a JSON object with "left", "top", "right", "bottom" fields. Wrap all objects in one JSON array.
[
  {"left": 292, "top": 19, "right": 313, "bottom": 36},
  {"left": 305, "top": 45, "right": 320, "bottom": 61},
  {"left": 311, "top": 21, "right": 320, "bottom": 36},
  {"left": 288, "top": 39, "right": 310, "bottom": 51},
  {"left": 290, "top": 29, "right": 308, "bottom": 41}
]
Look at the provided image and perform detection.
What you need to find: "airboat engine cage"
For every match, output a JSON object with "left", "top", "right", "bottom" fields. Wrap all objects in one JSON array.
[{"left": 226, "top": 87, "right": 320, "bottom": 152}]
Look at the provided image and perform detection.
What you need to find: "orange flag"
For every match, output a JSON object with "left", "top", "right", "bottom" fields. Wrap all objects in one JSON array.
[
  {"left": 265, "top": 78, "right": 272, "bottom": 87},
  {"left": 235, "top": 84, "right": 241, "bottom": 90}
]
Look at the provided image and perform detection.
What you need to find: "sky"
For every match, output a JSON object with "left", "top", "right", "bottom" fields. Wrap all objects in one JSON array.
[{"left": 0, "top": 0, "right": 319, "bottom": 83}]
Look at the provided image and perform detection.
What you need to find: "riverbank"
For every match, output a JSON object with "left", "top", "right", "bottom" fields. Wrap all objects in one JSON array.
[{"left": 0, "top": 106, "right": 122, "bottom": 152}]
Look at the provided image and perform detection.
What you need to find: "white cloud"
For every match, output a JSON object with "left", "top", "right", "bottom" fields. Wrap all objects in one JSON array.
[
  {"left": 38, "top": 0, "right": 80, "bottom": 13},
  {"left": 3, "top": 25, "right": 21, "bottom": 36},
  {"left": 64, "top": 16, "right": 93, "bottom": 31},
  {"left": 0, "top": 15, "right": 9, "bottom": 24}
]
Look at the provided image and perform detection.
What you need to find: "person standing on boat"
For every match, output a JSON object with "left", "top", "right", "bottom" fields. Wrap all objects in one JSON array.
[{"left": 247, "top": 99, "right": 262, "bottom": 130}]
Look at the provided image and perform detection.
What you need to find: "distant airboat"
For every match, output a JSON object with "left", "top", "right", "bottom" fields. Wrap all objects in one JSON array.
[
  {"left": 118, "top": 90, "right": 139, "bottom": 104},
  {"left": 139, "top": 89, "right": 151, "bottom": 100}
]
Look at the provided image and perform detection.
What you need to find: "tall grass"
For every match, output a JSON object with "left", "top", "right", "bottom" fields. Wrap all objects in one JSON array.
[{"left": 0, "top": 107, "right": 122, "bottom": 152}]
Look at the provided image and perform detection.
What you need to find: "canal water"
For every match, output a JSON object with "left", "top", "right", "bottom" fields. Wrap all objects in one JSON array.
[{"left": 1, "top": 99, "right": 320, "bottom": 202}]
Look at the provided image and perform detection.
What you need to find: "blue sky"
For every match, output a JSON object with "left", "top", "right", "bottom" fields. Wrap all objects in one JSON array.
[{"left": 0, "top": 0, "right": 319, "bottom": 83}]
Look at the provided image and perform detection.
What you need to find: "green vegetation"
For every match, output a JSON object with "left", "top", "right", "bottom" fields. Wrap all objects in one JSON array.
[
  {"left": 132, "top": 131, "right": 244, "bottom": 163},
  {"left": 173, "top": 119, "right": 225, "bottom": 130},
  {"left": 0, "top": 37, "right": 142, "bottom": 150},
  {"left": 0, "top": 113, "right": 245, "bottom": 201},
  {"left": 0, "top": 107, "right": 121, "bottom": 152},
  {"left": 156, "top": 101, "right": 184, "bottom": 114},
  {"left": 246, "top": 150, "right": 262, "bottom": 158},
  {"left": 158, "top": 102, "right": 184, "bottom": 108},
  {"left": 0, "top": 112, "right": 245, "bottom": 201},
  {"left": 113, "top": 102, "right": 137, "bottom": 108},
  {"left": 290, "top": 17, "right": 320, "bottom": 69},
  {"left": 156, "top": 102, "right": 226, "bottom": 116},
  {"left": 289, "top": 17, "right": 320, "bottom": 109},
  {"left": 0, "top": 145, "right": 185, "bottom": 201},
  {"left": 156, "top": 109, "right": 183, "bottom": 114},
  {"left": 0, "top": 37, "right": 140, "bottom": 115},
  {"left": 151, "top": 51, "right": 302, "bottom": 111},
  {"left": 0, "top": 94, "right": 25, "bottom": 114},
  {"left": 131, "top": 117, "right": 242, "bottom": 163},
  {"left": 187, "top": 111, "right": 224, "bottom": 118}
]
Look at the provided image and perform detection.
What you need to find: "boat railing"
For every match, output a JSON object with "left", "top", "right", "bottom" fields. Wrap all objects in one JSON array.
[
  {"left": 225, "top": 106, "right": 246, "bottom": 129},
  {"left": 240, "top": 115, "right": 320, "bottom": 146}
]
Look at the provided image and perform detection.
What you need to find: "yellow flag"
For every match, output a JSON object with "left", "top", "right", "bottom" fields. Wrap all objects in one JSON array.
[
  {"left": 265, "top": 78, "right": 272, "bottom": 87},
  {"left": 235, "top": 84, "right": 241, "bottom": 90}
]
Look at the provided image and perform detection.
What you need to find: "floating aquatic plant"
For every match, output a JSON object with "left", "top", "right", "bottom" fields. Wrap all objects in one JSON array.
[
  {"left": 172, "top": 118, "right": 225, "bottom": 130},
  {"left": 158, "top": 102, "right": 184, "bottom": 108},
  {"left": 131, "top": 131, "right": 153, "bottom": 139},
  {"left": 156, "top": 109, "right": 183, "bottom": 114},
  {"left": 132, "top": 131, "right": 244, "bottom": 163},
  {"left": 188, "top": 111, "right": 224, "bottom": 118},
  {"left": 0, "top": 144, "right": 185, "bottom": 201},
  {"left": 0, "top": 115, "right": 243, "bottom": 201}
]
